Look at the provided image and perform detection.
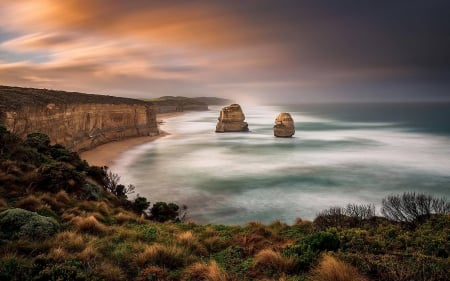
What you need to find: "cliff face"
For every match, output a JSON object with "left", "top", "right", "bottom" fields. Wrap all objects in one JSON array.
[{"left": 0, "top": 86, "right": 158, "bottom": 152}]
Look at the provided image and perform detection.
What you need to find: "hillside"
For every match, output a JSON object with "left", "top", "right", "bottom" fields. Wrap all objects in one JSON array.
[
  {"left": 0, "top": 126, "right": 449, "bottom": 281},
  {"left": 147, "top": 96, "right": 208, "bottom": 113},
  {"left": 0, "top": 86, "right": 150, "bottom": 110},
  {"left": 192, "top": 97, "right": 234, "bottom": 105}
]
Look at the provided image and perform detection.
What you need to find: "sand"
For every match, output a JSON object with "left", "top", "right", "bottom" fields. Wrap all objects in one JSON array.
[{"left": 79, "top": 112, "right": 184, "bottom": 167}]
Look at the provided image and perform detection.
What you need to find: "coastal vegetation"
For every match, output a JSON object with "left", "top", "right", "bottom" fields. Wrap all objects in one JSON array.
[{"left": 0, "top": 126, "right": 449, "bottom": 280}]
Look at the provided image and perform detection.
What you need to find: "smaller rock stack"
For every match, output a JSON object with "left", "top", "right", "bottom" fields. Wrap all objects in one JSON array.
[
  {"left": 273, "top": 113, "right": 295, "bottom": 137},
  {"left": 215, "top": 104, "right": 249, "bottom": 132}
]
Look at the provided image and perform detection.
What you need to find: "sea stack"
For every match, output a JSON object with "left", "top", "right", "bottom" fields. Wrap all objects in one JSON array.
[
  {"left": 215, "top": 104, "right": 249, "bottom": 132},
  {"left": 274, "top": 113, "right": 295, "bottom": 137}
]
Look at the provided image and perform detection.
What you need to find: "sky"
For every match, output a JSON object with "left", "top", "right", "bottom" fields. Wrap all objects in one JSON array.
[{"left": 0, "top": 0, "right": 449, "bottom": 103}]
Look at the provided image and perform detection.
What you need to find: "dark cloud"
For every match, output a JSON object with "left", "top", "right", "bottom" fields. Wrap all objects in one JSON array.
[{"left": 0, "top": 0, "right": 449, "bottom": 102}]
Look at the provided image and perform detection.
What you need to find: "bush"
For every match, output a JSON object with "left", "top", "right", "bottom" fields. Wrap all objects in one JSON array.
[
  {"left": 303, "top": 231, "right": 340, "bottom": 253},
  {"left": 314, "top": 204, "right": 375, "bottom": 229},
  {"left": 132, "top": 195, "right": 150, "bottom": 214},
  {"left": 150, "top": 202, "right": 180, "bottom": 222},
  {"left": 87, "top": 166, "right": 107, "bottom": 183},
  {"left": 24, "top": 133, "right": 50, "bottom": 149},
  {"left": 0, "top": 208, "right": 59, "bottom": 240},
  {"left": 381, "top": 193, "right": 450, "bottom": 224},
  {"left": 36, "top": 163, "right": 85, "bottom": 193}
]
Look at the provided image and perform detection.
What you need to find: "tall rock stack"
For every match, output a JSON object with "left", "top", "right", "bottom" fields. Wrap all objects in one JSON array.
[
  {"left": 273, "top": 113, "right": 295, "bottom": 137},
  {"left": 215, "top": 104, "right": 249, "bottom": 132}
]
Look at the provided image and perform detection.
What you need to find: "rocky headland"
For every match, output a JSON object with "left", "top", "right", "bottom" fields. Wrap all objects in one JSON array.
[
  {"left": 0, "top": 86, "right": 159, "bottom": 152},
  {"left": 215, "top": 104, "right": 249, "bottom": 132}
]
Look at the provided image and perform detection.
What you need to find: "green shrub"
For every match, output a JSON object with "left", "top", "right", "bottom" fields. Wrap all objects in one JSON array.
[
  {"left": 33, "top": 259, "right": 86, "bottom": 281},
  {"left": 0, "top": 208, "right": 59, "bottom": 240},
  {"left": 25, "top": 133, "right": 50, "bottom": 149},
  {"left": 302, "top": 231, "right": 340, "bottom": 253},
  {"left": 150, "top": 202, "right": 180, "bottom": 222},
  {"left": 283, "top": 231, "right": 340, "bottom": 272},
  {"left": 132, "top": 195, "right": 150, "bottom": 214},
  {"left": 36, "top": 163, "right": 85, "bottom": 193}
]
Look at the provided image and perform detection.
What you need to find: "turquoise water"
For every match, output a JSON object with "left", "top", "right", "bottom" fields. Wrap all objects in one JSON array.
[{"left": 112, "top": 103, "right": 450, "bottom": 225}]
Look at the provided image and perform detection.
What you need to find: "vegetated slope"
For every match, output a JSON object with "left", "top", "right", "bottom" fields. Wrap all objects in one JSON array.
[
  {"left": 0, "top": 85, "right": 152, "bottom": 111},
  {"left": 146, "top": 96, "right": 208, "bottom": 111},
  {"left": 192, "top": 97, "right": 234, "bottom": 105},
  {"left": 0, "top": 126, "right": 449, "bottom": 281}
]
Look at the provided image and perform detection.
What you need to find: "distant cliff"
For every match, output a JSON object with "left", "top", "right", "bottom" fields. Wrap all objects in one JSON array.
[
  {"left": 192, "top": 97, "right": 234, "bottom": 105},
  {"left": 0, "top": 86, "right": 159, "bottom": 152},
  {"left": 149, "top": 96, "right": 209, "bottom": 113}
]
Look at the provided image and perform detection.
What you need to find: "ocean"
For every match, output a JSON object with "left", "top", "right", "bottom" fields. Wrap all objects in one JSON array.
[{"left": 112, "top": 103, "right": 450, "bottom": 225}]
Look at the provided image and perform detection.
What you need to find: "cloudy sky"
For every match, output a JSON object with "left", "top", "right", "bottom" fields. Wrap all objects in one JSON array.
[{"left": 0, "top": 1, "right": 449, "bottom": 103}]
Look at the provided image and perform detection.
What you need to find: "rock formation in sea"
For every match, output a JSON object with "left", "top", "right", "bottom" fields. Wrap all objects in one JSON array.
[
  {"left": 215, "top": 104, "right": 249, "bottom": 132},
  {"left": 273, "top": 112, "right": 295, "bottom": 137}
]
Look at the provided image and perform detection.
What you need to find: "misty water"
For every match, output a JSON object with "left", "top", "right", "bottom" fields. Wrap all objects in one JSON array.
[{"left": 112, "top": 103, "right": 450, "bottom": 225}]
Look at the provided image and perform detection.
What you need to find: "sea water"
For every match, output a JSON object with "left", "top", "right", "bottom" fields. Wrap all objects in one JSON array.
[{"left": 112, "top": 103, "right": 450, "bottom": 225}]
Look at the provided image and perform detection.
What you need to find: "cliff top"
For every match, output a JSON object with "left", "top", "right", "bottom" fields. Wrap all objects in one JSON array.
[
  {"left": 0, "top": 85, "right": 152, "bottom": 110},
  {"left": 146, "top": 96, "right": 206, "bottom": 106}
]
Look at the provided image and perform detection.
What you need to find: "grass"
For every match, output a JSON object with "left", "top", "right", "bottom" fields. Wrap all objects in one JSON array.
[
  {"left": 53, "top": 231, "right": 85, "bottom": 252},
  {"left": 71, "top": 215, "right": 109, "bottom": 235},
  {"left": 15, "top": 195, "right": 43, "bottom": 211},
  {"left": 135, "top": 243, "right": 187, "bottom": 269},
  {"left": 307, "top": 254, "right": 368, "bottom": 281},
  {"left": 253, "top": 249, "right": 294, "bottom": 274},
  {"left": 182, "top": 260, "right": 229, "bottom": 281}
]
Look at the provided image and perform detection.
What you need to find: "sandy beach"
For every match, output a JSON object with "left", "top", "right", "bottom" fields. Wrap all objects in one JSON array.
[{"left": 79, "top": 111, "right": 184, "bottom": 167}]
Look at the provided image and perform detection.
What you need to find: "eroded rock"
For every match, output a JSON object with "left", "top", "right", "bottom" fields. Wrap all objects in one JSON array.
[
  {"left": 274, "top": 112, "right": 295, "bottom": 137},
  {"left": 215, "top": 104, "right": 249, "bottom": 132}
]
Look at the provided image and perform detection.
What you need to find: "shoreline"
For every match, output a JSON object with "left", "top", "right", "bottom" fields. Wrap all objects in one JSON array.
[{"left": 79, "top": 111, "right": 185, "bottom": 167}]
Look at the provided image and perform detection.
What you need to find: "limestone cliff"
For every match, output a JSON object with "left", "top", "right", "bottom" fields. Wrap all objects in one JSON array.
[
  {"left": 274, "top": 112, "right": 295, "bottom": 137},
  {"left": 215, "top": 104, "right": 249, "bottom": 132},
  {"left": 0, "top": 86, "right": 158, "bottom": 152}
]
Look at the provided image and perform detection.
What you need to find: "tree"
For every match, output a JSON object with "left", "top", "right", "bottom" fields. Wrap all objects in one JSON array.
[
  {"left": 381, "top": 192, "right": 450, "bottom": 224},
  {"left": 132, "top": 195, "right": 150, "bottom": 214},
  {"left": 150, "top": 202, "right": 180, "bottom": 222}
]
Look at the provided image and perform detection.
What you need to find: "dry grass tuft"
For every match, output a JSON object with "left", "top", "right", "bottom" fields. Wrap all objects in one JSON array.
[
  {"left": 307, "top": 254, "right": 368, "bottom": 281},
  {"left": 55, "top": 190, "right": 71, "bottom": 204},
  {"left": 47, "top": 246, "right": 69, "bottom": 262},
  {"left": 182, "top": 260, "right": 229, "bottom": 281},
  {"left": 177, "top": 231, "right": 195, "bottom": 244},
  {"left": 72, "top": 215, "right": 108, "bottom": 235},
  {"left": 15, "top": 195, "right": 43, "bottom": 211},
  {"left": 135, "top": 243, "right": 186, "bottom": 269},
  {"left": 78, "top": 244, "right": 100, "bottom": 263},
  {"left": 138, "top": 213, "right": 146, "bottom": 224},
  {"left": 96, "top": 262, "right": 126, "bottom": 281},
  {"left": 253, "top": 248, "right": 294, "bottom": 273},
  {"left": 135, "top": 266, "right": 168, "bottom": 281},
  {"left": 96, "top": 201, "right": 112, "bottom": 216},
  {"left": 39, "top": 193, "right": 64, "bottom": 210},
  {"left": 177, "top": 231, "right": 208, "bottom": 256},
  {"left": 115, "top": 211, "right": 136, "bottom": 224},
  {"left": 54, "top": 231, "right": 85, "bottom": 251},
  {"left": 203, "top": 235, "right": 228, "bottom": 252}
]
